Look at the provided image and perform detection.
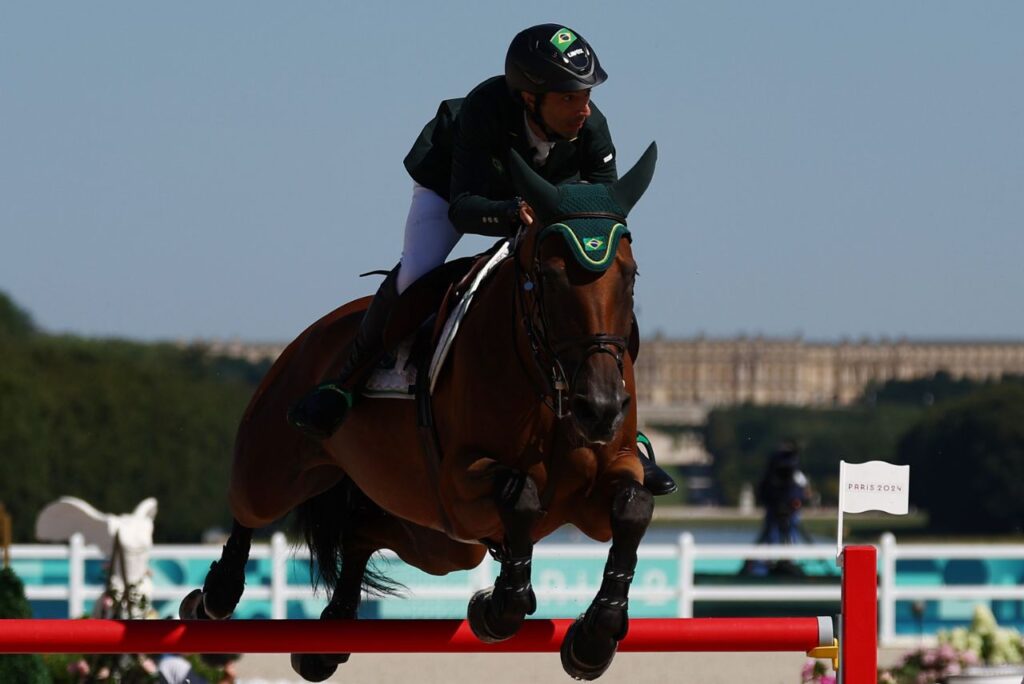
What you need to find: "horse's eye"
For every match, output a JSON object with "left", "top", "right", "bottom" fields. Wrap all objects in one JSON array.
[{"left": 539, "top": 264, "right": 564, "bottom": 284}]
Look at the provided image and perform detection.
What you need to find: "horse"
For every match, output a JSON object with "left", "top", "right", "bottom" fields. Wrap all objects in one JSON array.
[
  {"left": 37, "top": 496, "right": 159, "bottom": 618},
  {"left": 37, "top": 497, "right": 161, "bottom": 679},
  {"left": 180, "top": 142, "right": 660, "bottom": 682}
]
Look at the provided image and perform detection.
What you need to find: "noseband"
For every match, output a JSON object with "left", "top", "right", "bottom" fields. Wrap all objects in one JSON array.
[{"left": 511, "top": 222, "right": 630, "bottom": 419}]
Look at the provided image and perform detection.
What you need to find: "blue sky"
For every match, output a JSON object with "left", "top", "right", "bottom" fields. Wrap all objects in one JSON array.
[{"left": 2, "top": 2, "right": 1022, "bottom": 342}]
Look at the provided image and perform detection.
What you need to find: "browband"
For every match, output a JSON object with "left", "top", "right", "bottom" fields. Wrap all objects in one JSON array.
[{"left": 545, "top": 211, "right": 626, "bottom": 225}]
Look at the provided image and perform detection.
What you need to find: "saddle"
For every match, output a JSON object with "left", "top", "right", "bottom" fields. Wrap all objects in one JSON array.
[
  {"left": 363, "top": 240, "right": 508, "bottom": 399},
  {"left": 365, "top": 236, "right": 639, "bottom": 399}
]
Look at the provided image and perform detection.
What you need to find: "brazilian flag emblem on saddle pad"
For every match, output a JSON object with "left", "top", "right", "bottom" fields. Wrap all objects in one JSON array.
[{"left": 541, "top": 218, "right": 631, "bottom": 272}]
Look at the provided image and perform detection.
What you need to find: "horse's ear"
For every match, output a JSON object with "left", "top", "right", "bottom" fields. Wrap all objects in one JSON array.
[
  {"left": 507, "top": 149, "right": 560, "bottom": 219},
  {"left": 133, "top": 498, "right": 158, "bottom": 522},
  {"left": 609, "top": 142, "right": 657, "bottom": 217}
]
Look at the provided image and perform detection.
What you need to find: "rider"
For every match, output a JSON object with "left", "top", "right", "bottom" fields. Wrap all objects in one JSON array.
[{"left": 288, "top": 23, "right": 677, "bottom": 495}]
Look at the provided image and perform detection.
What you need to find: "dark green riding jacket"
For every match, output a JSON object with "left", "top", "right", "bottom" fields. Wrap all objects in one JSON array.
[{"left": 403, "top": 75, "right": 618, "bottom": 237}]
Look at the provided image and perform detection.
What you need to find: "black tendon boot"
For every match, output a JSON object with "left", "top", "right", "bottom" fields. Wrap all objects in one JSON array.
[{"left": 288, "top": 268, "right": 401, "bottom": 440}]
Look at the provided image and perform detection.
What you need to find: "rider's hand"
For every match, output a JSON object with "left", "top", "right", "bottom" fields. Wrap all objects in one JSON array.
[{"left": 519, "top": 201, "right": 536, "bottom": 226}]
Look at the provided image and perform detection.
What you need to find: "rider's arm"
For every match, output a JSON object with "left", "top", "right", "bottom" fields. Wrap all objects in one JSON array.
[
  {"left": 579, "top": 103, "right": 618, "bottom": 185},
  {"left": 448, "top": 97, "right": 521, "bottom": 238}
]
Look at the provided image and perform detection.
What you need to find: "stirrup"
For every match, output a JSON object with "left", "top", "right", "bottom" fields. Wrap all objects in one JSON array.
[{"left": 637, "top": 431, "right": 678, "bottom": 496}]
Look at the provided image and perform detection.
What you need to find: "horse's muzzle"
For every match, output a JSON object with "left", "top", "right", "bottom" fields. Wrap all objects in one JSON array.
[{"left": 569, "top": 385, "right": 630, "bottom": 445}]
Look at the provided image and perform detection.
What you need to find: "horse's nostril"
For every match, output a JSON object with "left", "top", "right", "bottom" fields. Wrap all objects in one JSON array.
[
  {"left": 572, "top": 393, "right": 624, "bottom": 433},
  {"left": 571, "top": 396, "right": 597, "bottom": 422}
]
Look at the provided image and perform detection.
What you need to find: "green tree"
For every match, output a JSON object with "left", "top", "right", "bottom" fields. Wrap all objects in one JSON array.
[
  {"left": 0, "top": 291, "right": 35, "bottom": 338},
  {"left": 0, "top": 293, "right": 268, "bottom": 542},
  {"left": 702, "top": 374, "right": 1019, "bottom": 508},
  {"left": 864, "top": 371, "right": 1024, "bottom": 408},
  {"left": 0, "top": 567, "right": 48, "bottom": 682},
  {"left": 898, "top": 383, "right": 1024, "bottom": 533},
  {"left": 705, "top": 403, "right": 923, "bottom": 505}
]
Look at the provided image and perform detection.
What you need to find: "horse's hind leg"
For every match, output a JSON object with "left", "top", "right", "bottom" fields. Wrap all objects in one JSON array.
[
  {"left": 467, "top": 469, "right": 542, "bottom": 643},
  {"left": 289, "top": 477, "right": 394, "bottom": 682},
  {"left": 179, "top": 520, "right": 253, "bottom": 620},
  {"left": 561, "top": 481, "right": 653, "bottom": 680},
  {"left": 290, "top": 544, "right": 373, "bottom": 682}
]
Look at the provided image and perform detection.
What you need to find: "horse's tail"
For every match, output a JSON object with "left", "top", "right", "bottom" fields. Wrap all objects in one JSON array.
[{"left": 295, "top": 477, "right": 402, "bottom": 597}]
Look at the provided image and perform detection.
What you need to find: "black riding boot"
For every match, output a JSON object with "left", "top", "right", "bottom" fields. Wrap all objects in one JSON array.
[
  {"left": 288, "top": 268, "right": 401, "bottom": 440},
  {"left": 637, "top": 432, "right": 678, "bottom": 496}
]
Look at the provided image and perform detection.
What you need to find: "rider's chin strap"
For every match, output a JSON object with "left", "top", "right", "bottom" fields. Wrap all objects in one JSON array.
[{"left": 524, "top": 93, "right": 573, "bottom": 144}]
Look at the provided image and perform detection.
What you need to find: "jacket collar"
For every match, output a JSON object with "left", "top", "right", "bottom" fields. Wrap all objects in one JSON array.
[{"left": 500, "top": 81, "right": 579, "bottom": 171}]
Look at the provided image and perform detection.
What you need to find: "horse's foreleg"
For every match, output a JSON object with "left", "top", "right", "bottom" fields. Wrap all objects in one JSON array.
[
  {"left": 290, "top": 545, "right": 372, "bottom": 682},
  {"left": 561, "top": 480, "right": 653, "bottom": 680},
  {"left": 467, "top": 469, "right": 541, "bottom": 643},
  {"left": 178, "top": 520, "right": 253, "bottom": 620}
]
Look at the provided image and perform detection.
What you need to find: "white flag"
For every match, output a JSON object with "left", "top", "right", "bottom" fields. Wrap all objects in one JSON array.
[{"left": 840, "top": 460, "right": 910, "bottom": 515}]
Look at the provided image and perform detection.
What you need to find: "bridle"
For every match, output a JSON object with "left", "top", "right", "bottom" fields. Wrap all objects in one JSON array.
[{"left": 511, "top": 218, "right": 630, "bottom": 419}]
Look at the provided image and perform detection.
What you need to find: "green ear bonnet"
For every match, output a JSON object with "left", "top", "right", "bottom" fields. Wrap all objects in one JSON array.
[
  {"left": 507, "top": 142, "right": 657, "bottom": 273},
  {"left": 539, "top": 183, "right": 631, "bottom": 272}
]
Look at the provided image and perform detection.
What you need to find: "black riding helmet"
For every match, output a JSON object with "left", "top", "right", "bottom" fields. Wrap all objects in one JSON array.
[{"left": 505, "top": 24, "right": 607, "bottom": 94}]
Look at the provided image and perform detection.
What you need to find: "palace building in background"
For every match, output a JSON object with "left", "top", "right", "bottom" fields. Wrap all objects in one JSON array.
[
  {"left": 190, "top": 335, "right": 1024, "bottom": 467},
  {"left": 632, "top": 335, "right": 1024, "bottom": 468},
  {"left": 634, "top": 335, "right": 1024, "bottom": 412}
]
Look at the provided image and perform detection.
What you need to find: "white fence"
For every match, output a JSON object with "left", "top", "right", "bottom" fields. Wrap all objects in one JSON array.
[{"left": 13, "top": 531, "right": 1024, "bottom": 647}]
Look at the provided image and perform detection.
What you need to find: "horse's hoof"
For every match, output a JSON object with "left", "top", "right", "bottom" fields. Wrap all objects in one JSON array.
[
  {"left": 468, "top": 587, "right": 524, "bottom": 643},
  {"left": 468, "top": 588, "right": 505, "bottom": 643},
  {"left": 290, "top": 653, "right": 341, "bottom": 682},
  {"left": 201, "top": 590, "right": 235, "bottom": 620},
  {"left": 178, "top": 589, "right": 209, "bottom": 620},
  {"left": 560, "top": 616, "right": 618, "bottom": 681}
]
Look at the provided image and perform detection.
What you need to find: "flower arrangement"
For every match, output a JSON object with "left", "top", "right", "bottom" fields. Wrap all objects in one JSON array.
[
  {"left": 877, "top": 605, "right": 1024, "bottom": 684},
  {"left": 43, "top": 650, "right": 232, "bottom": 683},
  {"left": 802, "top": 606, "right": 1024, "bottom": 684},
  {"left": 801, "top": 658, "right": 836, "bottom": 684},
  {"left": 942, "top": 605, "right": 1024, "bottom": 666},
  {"left": 877, "top": 644, "right": 978, "bottom": 684},
  {"left": 40, "top": 585, "right": 238, "bottom": 683}
]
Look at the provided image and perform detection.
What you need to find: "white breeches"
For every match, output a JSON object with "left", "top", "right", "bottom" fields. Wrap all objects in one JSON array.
[{"left": 396, "top": 183, "right": 461, "bottom": 294}]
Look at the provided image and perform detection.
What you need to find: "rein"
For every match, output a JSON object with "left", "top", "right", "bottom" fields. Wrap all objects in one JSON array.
[
  {"left": 510, "top": 221, "right": 629, "bottom": 419},
  {"left": 104, "top": 532, "right": 143, "bottom": 618}
]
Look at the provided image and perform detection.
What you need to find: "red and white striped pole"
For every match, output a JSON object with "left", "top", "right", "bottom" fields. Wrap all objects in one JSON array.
[
  {"left": 0, "top": 548, "right": 881, "bottom": 680},
  {"left": 0, "top": 616, "right": 831, "bottom": 655}
]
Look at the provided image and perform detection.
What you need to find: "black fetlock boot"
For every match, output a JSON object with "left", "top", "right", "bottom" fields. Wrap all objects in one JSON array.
[
  {"left": 637, "top": 431, "right": 678, "bottom": 496},
  {"left": 288, "top": 267, "right": 401, "bottom": 440}
]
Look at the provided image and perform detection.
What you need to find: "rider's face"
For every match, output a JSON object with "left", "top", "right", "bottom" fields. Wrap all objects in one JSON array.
[{"left": 525, "top": 90, "right": 592, "bottom": 140}]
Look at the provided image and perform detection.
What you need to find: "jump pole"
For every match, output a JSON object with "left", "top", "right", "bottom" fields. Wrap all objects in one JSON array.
[
  {"left": 0, "top": 545, "right": 876, "bottom": 682},
  {"left": 0, "top": 616, "right": 831, "bottom": 654}
]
